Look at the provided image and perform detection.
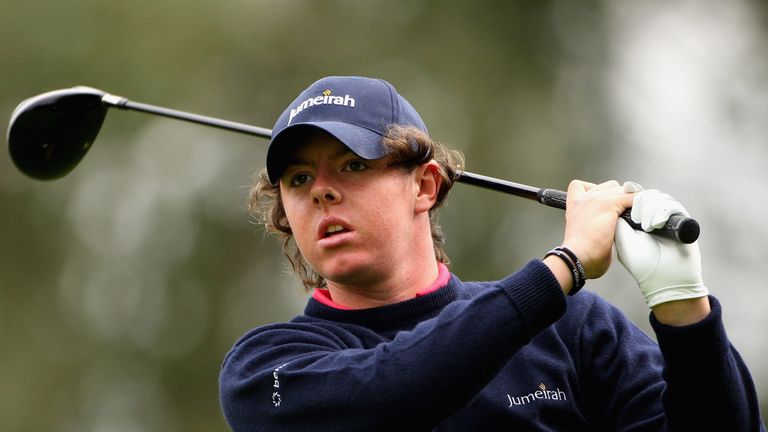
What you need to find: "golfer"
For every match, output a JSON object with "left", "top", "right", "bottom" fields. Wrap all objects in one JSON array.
[{"left": 220, "top": 76, "right": 765, "bottom": 431}]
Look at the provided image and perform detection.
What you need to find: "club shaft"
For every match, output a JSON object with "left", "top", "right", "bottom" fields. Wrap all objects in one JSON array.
[
  {"left": 100, "top": 94, "right": 699, "bottom": 243},
  {"left": 455, "top": 171, "right": 540, "bottom": 200},
  {"left": 103, "top": 95, "right": 272, "bottom": 139}
]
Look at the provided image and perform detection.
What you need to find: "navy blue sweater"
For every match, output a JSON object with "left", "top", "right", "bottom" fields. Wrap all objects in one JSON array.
[{"left": 220, "top": 260, "right": 765, "bottom": 431}]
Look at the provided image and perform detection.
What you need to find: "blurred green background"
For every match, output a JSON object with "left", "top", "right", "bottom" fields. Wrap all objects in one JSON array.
[{"left": 2, "top": 1, "right": 766, "bottom": 430}]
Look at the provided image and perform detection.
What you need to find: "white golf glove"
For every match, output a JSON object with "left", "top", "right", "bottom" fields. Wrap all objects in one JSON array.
[{"left": 614, "top": 182, "right": 709, "bottom": 308}]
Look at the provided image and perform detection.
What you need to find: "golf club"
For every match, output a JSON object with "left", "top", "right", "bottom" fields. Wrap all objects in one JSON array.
[{"left": 6, "top": 86, "right": 700, "bottom": 244}]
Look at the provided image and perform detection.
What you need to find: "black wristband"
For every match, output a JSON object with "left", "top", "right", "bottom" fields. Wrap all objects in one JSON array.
[
  {"left": 544, "top": 247, "right": 585, "bottom": 295},
  {"left": 554, "top": 246, "right": 586, "bottom": 290}
]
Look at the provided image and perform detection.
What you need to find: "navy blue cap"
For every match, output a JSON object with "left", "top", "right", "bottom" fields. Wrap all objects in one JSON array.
[{"left": 266, "top": 76, "right": 428, "bottom": 184}]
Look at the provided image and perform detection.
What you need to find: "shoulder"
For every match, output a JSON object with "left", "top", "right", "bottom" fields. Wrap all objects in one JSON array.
[
  {"left": 220, "top": 318, "right": 373, "bottom": 388},
  {"left": 225, "top": 316, "right": 364, "bottom": 355}
]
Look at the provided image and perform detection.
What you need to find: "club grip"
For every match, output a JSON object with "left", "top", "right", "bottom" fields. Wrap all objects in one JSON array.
[{"left": 537, "top": 188, "right": 700, "bottom": 244}]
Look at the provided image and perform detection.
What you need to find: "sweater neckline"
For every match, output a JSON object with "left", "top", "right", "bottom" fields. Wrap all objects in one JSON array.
[
  {"left": 311, "top": 263, "right": 451, "bottom": 310},
  {"left": 303, "top": 275, "right": 460, "bottom": 330}
]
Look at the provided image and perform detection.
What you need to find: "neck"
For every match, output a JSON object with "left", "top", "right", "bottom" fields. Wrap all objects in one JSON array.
[{"left": 325, "top": 259, "right": 440, "bottom": 309}]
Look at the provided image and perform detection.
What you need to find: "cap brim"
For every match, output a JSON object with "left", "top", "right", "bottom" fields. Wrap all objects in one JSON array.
[{"left": 266, "top": 122, "right": 385, "bottom": 185}]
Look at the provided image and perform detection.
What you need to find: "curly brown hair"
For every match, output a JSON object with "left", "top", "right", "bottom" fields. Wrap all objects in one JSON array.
[{"left": 248, "top": 125, "right": 465, "bottom": 291}]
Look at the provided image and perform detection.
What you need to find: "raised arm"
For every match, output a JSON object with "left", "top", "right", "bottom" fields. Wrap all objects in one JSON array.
[{"left": 615, "top": 184, "right": 765, "bottom": 431}]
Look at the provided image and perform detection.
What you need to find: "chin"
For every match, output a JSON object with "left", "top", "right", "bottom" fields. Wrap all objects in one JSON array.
[{"left": 319, "top": 257, "right": 382, "bottom": 287}]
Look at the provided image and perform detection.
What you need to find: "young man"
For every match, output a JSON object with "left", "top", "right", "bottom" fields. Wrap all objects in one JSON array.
[{"left": 220, "top": 76, "right": 765, "bottom": 431}]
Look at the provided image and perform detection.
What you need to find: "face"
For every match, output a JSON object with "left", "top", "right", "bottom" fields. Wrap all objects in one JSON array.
[{"left": 279, "top": 132, "right": 425, "bottom": 289}]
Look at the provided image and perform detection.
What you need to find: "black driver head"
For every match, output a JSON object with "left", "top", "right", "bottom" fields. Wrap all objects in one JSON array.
[{"left": 7, "top": 86, "right": 108, "bottom": 180}]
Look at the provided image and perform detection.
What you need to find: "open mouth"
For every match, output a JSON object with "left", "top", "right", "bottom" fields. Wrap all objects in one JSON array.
[{"left": 324, "top": 224, "right": 350, "bottom": 238}]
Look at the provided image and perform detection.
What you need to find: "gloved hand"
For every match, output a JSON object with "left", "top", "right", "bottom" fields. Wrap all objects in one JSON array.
[{"left": 614, "top": 182, "right": 709, "bottom": 307}]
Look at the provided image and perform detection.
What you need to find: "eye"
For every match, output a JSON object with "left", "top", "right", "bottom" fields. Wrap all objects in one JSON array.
[
  {"left": 344, "top": 160, "right": 368, "bottom": 172},
  {"left": 288, "top": 172, "right": 314, "bottom": 187}
]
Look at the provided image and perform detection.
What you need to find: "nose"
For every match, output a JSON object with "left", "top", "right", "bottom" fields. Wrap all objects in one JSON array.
[{"left": 310, "top": 173, "right": 342, "bottom": 206}]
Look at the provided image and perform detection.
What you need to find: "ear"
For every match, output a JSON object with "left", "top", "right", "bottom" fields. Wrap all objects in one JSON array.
[{"left": 413, "top": 160, "right": 442, "bottom": 214}]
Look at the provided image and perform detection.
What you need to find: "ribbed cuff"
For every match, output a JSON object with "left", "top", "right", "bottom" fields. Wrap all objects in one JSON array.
[
  {"left": 651, "top": 296, "right": 730, "bottom": 365},
  {"left": 496, "top": 260, "right": 567, "bottom": 338}
]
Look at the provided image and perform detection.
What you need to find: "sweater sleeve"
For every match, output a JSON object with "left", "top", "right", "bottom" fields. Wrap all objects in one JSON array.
[
  {"left": 219, "top": 260, "right": 565, "bottom": 432},
  {"left": 574, "top": 294, "right": 765, "bottom": 431},
  {"left": 651, "top": 296, "right": 766, "bottom": 432},
  {"left": 571, "top": 293, "right": 669, "bottom": 430}
]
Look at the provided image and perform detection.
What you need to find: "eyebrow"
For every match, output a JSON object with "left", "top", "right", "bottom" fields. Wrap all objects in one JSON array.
[{"left": 284, "top": 147, "right": 356, "bottom": 168}]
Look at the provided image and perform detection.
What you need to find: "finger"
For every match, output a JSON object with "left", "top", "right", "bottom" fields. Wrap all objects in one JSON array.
[
  {"left": 622, "top": 181, "right": 644, "bottom": 193},
  {"left": 630, "top": 204, "right": 641, "bottom": 226},
  {"left": 590, "top": 180, "right": 621, "bottom": 192},
  {"left": 642, "top": 201, "right": 656, "bottom": 232},
  {"left": 649, "top": 199, "right": 688, "bottom": 229},
  {"left": 632, "top": 190, "right": 686, "bottom": 231},
  {"left": 630, "top": 190, "right": 646, "bottom": 223},
  {"left": 649, "top": 206, "right": 672, "bottom": 230},
  {"left": 640, "top": 193, "right": 660, "bottom": 232},
  {"left": 567, "top": 179, "right": 595, "bottom": 196},
  {"left": 567, "top": 179, "right": 633, "bottom": 217}
]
